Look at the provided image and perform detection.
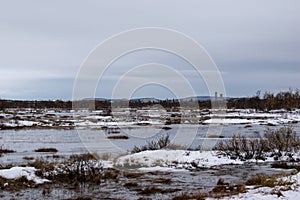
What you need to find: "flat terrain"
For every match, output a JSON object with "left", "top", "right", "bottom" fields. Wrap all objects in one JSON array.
[{"left": 1, "top": 108, "right": 300, "bottom": 199}]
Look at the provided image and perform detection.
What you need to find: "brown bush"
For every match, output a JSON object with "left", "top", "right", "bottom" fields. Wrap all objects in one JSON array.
[
  {"left": 214, "top": 135, "right": 269, "bottom": 160},
  {"left": 214, "top": 127, "right": 300, "bottom": 161},
  {"left": 131, "top": 135, "right": 170, "bottom": 153},
  {"left": 265, "top": 126, "right": 300, "bottom": 155}
]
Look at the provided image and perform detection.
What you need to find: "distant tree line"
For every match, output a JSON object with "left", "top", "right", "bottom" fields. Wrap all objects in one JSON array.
[
  {"left": 0, "top": 99, "right": 72, "bottom": 110},
  {"left": 0, "top": 98, "right": 207, "bottom": 111},
  {"left": 227, "top": 89, "right": 300, "bottom": 111},
  {"left": 0, "top": 89, "right": 299, "bottom": 111}
]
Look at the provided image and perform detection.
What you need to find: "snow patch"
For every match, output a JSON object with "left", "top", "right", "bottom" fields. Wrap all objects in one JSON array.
[
  {"left": 0, "top": 167, "right": 50, "bottom": 184},
  {"left": 116, "top": 150, "right": 243, "bottom": 170}
]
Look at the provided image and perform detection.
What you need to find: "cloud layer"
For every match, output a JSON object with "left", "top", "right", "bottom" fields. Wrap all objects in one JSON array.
[{"left": 0, "top": 0, "right": 299, "bottom": 99}]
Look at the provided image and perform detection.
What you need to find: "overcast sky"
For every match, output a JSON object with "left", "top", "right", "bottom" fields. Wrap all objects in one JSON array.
[{"left": 0, "top": 0, "right": 299, "bottom": 100}]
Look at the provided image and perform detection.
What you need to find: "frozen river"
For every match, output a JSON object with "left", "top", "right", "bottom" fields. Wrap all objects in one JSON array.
[{"left": 1, "top": 123, "right": 300, "bottom": 165}]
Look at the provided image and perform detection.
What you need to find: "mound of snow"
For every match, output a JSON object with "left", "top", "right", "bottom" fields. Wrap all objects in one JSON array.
[
  {"left": 0, "top": 167, "right": 50, "bottom": 184},
  {"left": 116, "top": 150, "right": 243, "bottom": 170}
]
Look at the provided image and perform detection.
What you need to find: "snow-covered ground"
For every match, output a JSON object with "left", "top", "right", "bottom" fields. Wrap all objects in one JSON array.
[{"left": 203, "top": 109, "right": 300, "bottom": 125}]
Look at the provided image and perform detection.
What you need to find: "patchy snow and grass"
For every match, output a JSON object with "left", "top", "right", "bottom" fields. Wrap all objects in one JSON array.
[
  {"left": 1, "top": 108, "right": 299, "bottom": 129},
  {"left": 0, "top": 167, "right": 50, "bottom": 184},
  {"left": 116, "top": 150, "right": 243, "bottom": 170},
  {"left": 217, "top": 172, "right": 300, "bottom": 200}
]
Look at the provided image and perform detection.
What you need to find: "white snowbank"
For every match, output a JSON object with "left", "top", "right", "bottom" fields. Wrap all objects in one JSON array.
[
  {"left": 203, "top": 116, "right": 300, "bottom": 125},
  {"left": 0, "top": 167, "right": 50, "bottom": 184},
  {"left": 102, "top": 160, "right": 114, "bottom": 169},
  {"left": 202, "top": 110, "right": 300, "bottom": 125},
  {"left": 203, "top": 118, "right": 255, "bottom": 124},
  {"left": 116, "top": 150, "right": 243, "bottom": 169}
]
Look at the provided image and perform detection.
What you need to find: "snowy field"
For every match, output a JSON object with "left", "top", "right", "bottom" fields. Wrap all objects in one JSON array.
[{"left": 0, "top": 108, "right": 299, "bottom": 129}]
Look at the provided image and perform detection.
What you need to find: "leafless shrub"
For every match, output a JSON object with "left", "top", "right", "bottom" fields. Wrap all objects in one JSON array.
[
  {"left": 214, "top": 127, "right": 300, "bottom": 161},
  {"left": 131, "top": 135, "right": 170, "bottom": 153},
  {"left": 265, "top": 126, "right": 300, "bottom": 156},
  {"left": 214, "top": 135, "right": 269, "bottom": 160},
  {"left": 28, "top": 158, "right": 56, "bottom": 175},
  {"left": 33, "top": 153, "right": 106, "bottom": 186}
]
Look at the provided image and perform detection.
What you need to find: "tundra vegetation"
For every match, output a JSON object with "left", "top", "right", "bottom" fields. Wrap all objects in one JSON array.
[{"left": 214, "top": 126, "right": 300, "bottom": 162}]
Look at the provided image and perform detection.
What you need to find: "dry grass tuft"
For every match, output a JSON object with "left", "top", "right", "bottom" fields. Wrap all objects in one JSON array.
[
  {"left": 34, "top": 148, "right": 58, "bottom": 153},
  {"left": 0, "top": 147, "right": 15, "bottom": 155},
  {"left": 107, "top": 135, "right": 129, "bottom": 139},
  {"left": 246, "top": 173, "right": 295, "bottom": 188}
]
